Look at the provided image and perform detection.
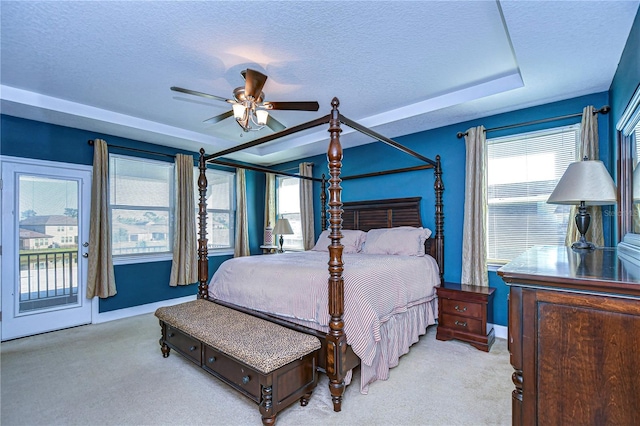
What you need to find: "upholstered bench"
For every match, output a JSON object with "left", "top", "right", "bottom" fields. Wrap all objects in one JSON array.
[{"left": 155, "top": 299, "right": 321, "bottom": 425}]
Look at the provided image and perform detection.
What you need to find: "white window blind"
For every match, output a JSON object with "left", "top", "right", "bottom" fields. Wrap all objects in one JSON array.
[
  {"left": 109, "top": 155, "right": 174, "bottom": 258},
  {"left": 487, "top": 125, "right": 579, "bottom": 264},
  {"left": 194, "top": 168, "right": 235, "bottom": 252},
  {"left": 276, "top": 175, "right": 304, "bottom": 250},
  {"left": 634, "top": 121, "right": 640, "bottom": 162}
]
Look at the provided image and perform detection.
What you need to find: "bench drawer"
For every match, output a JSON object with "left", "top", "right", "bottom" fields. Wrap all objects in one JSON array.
[
  {"left": 165, "top": 326, "right": 201, "bottom": 365},
  {"left": 203, "top": 345, "right": 261, "bottom": 402}
]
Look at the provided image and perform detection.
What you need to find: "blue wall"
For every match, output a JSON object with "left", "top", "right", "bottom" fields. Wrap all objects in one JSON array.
[{"left": 0, "top": 91, "right": 616, "bottom": 325}]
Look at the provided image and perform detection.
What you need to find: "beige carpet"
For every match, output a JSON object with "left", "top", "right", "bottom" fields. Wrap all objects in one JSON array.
[{"left": 1, "top": 313, "right": 512, "bottom": 425}]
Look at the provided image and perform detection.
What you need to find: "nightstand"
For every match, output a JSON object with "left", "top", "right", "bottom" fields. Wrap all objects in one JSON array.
[
  {"left": 436, "top": 282, "right": 495, "bottom": 352},
  {"left": 259, "top": 245, "right": 278, "bottom": 254}
]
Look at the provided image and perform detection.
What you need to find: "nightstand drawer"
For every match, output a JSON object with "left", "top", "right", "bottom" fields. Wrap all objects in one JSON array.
[
  {"left": 441, "top": 298, "right": 483, "bottom": 319},
  {"left": 165, "top": 326, "right": 202, "bottom": 364},
  {"left": 440, "top": 313, "right": 483, "bottom": 335}
]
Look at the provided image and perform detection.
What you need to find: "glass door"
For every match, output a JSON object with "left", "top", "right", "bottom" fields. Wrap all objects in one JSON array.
[{"left": 1, "top": 158, "right": 92, "bottom": 341}]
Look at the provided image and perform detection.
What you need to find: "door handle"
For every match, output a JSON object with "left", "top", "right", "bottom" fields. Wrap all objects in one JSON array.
[{"left": 82, "top": 253, "right": 89, "bottom": 258}]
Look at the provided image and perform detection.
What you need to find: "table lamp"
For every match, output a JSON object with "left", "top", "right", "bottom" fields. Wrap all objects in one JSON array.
[
  {"left": 272, "top": 218, "right": 294, "bottom": 253},
  {"left": 547, "top": 158, "right": 617, "bottom": 250}
]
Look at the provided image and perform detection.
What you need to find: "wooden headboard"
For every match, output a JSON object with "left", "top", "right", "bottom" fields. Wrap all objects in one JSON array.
[
  {"left": 342, "top": 197, "right": 422, "bottom": 230},
  {"left": 341, "top": 197, "right": 437, "bottom": 260}
]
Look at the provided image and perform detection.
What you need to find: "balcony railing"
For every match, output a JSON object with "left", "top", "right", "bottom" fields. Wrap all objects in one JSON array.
[{"left": 19, "top": 248, "right": 78, "bottom": 312}]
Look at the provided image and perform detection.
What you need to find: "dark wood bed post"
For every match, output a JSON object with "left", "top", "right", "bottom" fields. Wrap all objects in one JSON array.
[
  {"left": 434, "top": 155, "right": 445, "bottom": 283},
  {"left": 321, "top": 173, "right": 327, "bottom": 231},
  {"left": 197, "top": 148, "right": 209, "bottom": 299},
  {"left": 327, "top": 97, "right": 347, "bottom": 412}
]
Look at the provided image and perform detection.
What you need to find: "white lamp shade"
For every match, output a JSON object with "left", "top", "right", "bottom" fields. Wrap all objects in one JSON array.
[
  {"left": 255, "top": 109, "right": 269, "bottom": 125},
  {"left": 232, "top": 103, "right": 247, "bottom": 119},
  {"left": 273, "top": 218, "right": 294, "bottom": 235},
  {"left": 547, "top": 160, "right": 617, "bottom": 206}
]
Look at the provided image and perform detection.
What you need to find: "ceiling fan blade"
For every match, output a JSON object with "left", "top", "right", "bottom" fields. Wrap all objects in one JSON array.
[
  {"left": 263, "top": 101, "right": 320, "bottom": 111},
  {"left": 242, "top": 69, "right": 268, "bottom": 100},
  {"left": 203, "top": 110, "right": 234, "bottom": 124},
  {"left": 171, "top": 86, "right": 233, "bottom": 103},
  {"left": 266, "top": 115, "right": 286, "bottom": 132}
]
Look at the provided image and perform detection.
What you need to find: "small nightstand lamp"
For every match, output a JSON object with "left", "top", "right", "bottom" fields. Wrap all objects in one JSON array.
[
  {"left": 547, "top": 158, "right": 617, "bottom": 250},
  {"left": 272, "top": 218, "right": 294, "bottom": 253}
]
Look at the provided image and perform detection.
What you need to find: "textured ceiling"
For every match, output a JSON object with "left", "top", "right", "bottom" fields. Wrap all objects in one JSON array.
[{"left": 1, "top": 1, "right": 638, "bottom": 165}]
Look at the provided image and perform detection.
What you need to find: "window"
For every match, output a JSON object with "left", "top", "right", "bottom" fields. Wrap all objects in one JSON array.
[
  {"left": 195, "top": 168, "right": 235, "bottom": 252},
  {"left": 487, "top": 125, "right": 579, "bottom": 264},
  {"left": 276, "top": 175, "right": 304, "bottom": 250},
  {"left": 109, "top": 155, "right": 174, "bottom": 259}
]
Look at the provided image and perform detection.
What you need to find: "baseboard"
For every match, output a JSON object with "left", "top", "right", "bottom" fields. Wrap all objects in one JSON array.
[
  {"left": 492, "top": 323, "right": 507, "bottom": 340},
  {"left": 94, "top": 295, "right": 197, "bottom": 324}
]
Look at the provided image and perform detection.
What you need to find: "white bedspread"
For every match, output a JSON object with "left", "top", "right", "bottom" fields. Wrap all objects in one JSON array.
[{"left": 209, "top": 251, "right": 440, "bottom": 393}]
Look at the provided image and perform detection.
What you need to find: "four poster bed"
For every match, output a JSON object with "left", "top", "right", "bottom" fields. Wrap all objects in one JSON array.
[{"left": 196, "top": 98, "right": 444, "bottom": 412}]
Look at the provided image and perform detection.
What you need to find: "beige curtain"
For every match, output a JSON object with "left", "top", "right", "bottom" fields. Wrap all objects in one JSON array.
[
  {"left": 169, "top": 154, "right": 197, "bottom": 286},
  {"left": 87, "top": 139, "right": 117, "bottom": 298},
  {"left": 234, "top": 168, "right": 250, "bottom": 257},
  {"left": 299, "top": 162, "right": 315, "bottom": 250},
  {"left": 264, "top": 173, "right": 276, "bottom": 241},
  {"left": 462, "top": 126, "right": 488, "bottom": 287},
  {"left": 565, "top": 106, "right": 605, "bottom": 247}
]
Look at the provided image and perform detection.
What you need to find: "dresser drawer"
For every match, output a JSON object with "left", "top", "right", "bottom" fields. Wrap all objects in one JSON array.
[
  {"left": 441, "top": 298, "right": 483, "bottom": 319},
  {"left": 165, "top": 326, "right": 202, "bottom": 364},
  {"left": 203, "top": 345, "right": 261, "bottom": 402},
  {"left": 440, "top": 313, "right": 483, "bottom": 335}
]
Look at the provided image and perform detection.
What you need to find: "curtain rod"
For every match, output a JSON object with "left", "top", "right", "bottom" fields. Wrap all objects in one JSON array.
[
  {"left": 87, "top": 139, "right": 176, "bottom": 159},
  {"left": 455, "top": 105, "right": 610, "bottom": 139}
]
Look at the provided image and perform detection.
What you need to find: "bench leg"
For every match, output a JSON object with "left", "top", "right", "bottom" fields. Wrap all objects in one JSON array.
[
  {"left": 300, "top": 391, "right": 313, "bottom": 406},
  {"left": 260, "top": 385, "right": 276, "bottom": 426},
  {"left": 159, "top": 320, "right": 171, "bottom": 358},
  {"left": 160, "top": 341, "right": 170, "bottom": 358}
]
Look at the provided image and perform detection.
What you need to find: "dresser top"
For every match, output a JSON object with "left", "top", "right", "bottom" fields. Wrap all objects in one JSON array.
[{"left": 498, "top": 245, "right": 640, "bottom": 297}]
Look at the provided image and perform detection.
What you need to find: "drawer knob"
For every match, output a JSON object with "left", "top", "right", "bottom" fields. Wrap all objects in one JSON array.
[
  {"left": 454, "top": 320, "right": 467, "bottom": 327},
  {"left": 454, "top": 305, "right": 467, "bottom": 312},
  {"left": 168, "top": 332, "right": 175, "bottom": 338},
  {"left": 189, "top": 345, "right": 197, "bottom": 352},
  {"left": 242, "top": 375, "right": 251, "bottom": 385},
  {"left": 208, "top": 356, "right": 216, "bottom": 363}
]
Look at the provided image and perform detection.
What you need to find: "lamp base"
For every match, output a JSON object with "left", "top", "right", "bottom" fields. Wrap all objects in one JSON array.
[
  {"left": 571, "top": 239, "right": 596, "bottom": 250},
  {"left": 572, "top": 202, "right": 596, "bottom": 251}
]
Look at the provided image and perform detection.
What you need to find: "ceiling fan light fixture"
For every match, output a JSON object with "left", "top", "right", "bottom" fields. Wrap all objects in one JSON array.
[{"left": 171, "top": 68, "right": 318, "bottom": 134}]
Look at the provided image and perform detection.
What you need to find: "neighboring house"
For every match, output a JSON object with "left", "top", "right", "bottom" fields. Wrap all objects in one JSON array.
[
  {"left": 19, "top": 229, "right": 54, "bottom": 250},
  {"left": 20, "top": 215, "right": 78, "bottom": 248},
  {"left": 112, "top": 221, "right": 169, "bottom": 255}
]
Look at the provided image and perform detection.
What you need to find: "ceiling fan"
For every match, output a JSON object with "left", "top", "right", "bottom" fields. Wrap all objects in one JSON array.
[{"left": 171, "top": 69, "right": 320, "bottom": 133}]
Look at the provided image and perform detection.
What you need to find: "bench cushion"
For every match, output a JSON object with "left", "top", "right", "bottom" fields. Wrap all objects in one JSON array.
[{"left": 155, "top": 299, "right": 321, "bottom": 374}]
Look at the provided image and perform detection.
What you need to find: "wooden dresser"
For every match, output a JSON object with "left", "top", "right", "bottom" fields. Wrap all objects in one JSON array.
[{"left": 498, "top": 246, "right": 640, "bottom": 426}]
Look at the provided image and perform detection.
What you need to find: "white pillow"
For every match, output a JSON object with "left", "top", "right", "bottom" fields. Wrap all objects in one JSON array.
[
  {"left": 362, "top": 226, "right": 432, "bottom": 256},
  {"left": 311, "top": 229, "right": 367, "bottom": 253}
]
